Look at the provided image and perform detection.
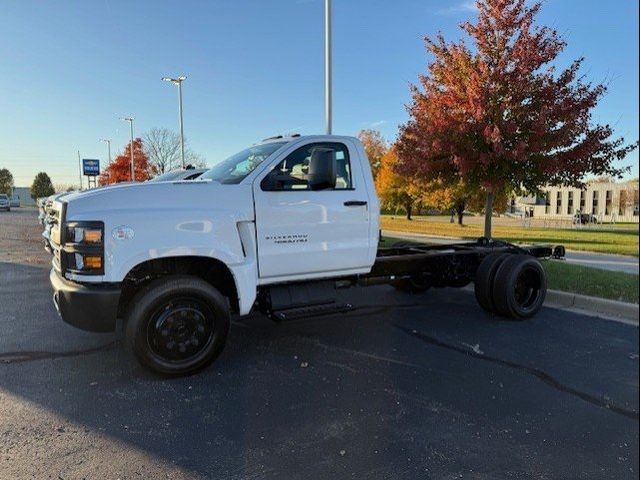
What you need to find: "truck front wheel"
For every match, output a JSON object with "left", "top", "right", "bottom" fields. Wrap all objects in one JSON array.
[{"left": 125, "top": 275, "right": 230, "bottom": 376}]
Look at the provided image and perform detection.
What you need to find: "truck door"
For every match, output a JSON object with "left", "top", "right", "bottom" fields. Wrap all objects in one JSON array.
[{"left": 253, "top": 140, "right": 372, "bottom": 280}]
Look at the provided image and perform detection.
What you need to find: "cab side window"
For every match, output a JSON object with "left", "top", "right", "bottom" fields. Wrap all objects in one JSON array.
[{"left": 261, "top": 142, "right": 352, "bottom": 191}]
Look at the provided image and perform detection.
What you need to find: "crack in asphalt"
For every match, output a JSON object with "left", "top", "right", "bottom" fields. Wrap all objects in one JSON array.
[
  {"left": 1, "top": 299, "right": 636, "bottom": 422},
  {"left": 0, "top": 341, "right": 119, "bottom": 364},
  {"left": 396, "top": 325, "right": 639, "bottom": 421}
]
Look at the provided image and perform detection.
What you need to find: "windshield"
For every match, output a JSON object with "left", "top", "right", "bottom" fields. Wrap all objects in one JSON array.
[
  {"left": 0, "top": 194, "right": 8, "bottom": 200},
  {"left": 200, "top": 142, "right": 287, "bottom": 184}
]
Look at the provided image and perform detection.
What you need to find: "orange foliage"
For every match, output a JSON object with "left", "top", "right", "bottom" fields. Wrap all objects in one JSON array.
[
  {"left": 99, "top": 139, "right": 156, "bottom": 185},
  {"left": 375, "top": 147, "right": 425, "bottom": 219}
]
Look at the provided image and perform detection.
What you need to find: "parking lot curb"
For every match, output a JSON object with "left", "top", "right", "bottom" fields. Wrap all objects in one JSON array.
[{"left": 544, "top": 290, "right": 639, "bottom": 326}]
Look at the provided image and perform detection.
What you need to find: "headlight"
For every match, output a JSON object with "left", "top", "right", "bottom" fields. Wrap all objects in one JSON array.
[
  {"left": 73, "top": 253, "right": 103, "bottom": 270},
  {"left": 62, "top": 221, "right": 104, "bottom": 275},
  {"left": 67, "top": 223, "right": 103, "bottom": 245}
]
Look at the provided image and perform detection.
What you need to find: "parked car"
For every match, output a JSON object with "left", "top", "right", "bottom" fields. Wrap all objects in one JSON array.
[
  {"left": 47, "top": 134, "right": 564, "bottom": 376},
  {"left": 10, "top": 195, "right": 21, "bottom": 207},
  {"left": 149, "top": 167, "right": 208, "bottom": 182},
  {"left": 0, "top": 194, "right": 10, "bottom": 211}
]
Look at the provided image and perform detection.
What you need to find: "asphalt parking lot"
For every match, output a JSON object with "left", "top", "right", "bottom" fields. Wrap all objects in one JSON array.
[{"left": 0, "top": 209, "right": 638, "bottom": 479}]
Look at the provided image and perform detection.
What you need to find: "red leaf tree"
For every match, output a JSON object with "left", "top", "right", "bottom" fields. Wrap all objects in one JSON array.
[
  {"left": 99, "top": 139, "right": 156, "bottom": 185},
  {"left": 397, "top": 0, "right": 637, "bottom": 238}
]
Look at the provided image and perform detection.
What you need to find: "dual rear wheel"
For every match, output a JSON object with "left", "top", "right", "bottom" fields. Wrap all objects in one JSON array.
[{"left": 474, "top": 253, "right": 547, "bottom": 319}]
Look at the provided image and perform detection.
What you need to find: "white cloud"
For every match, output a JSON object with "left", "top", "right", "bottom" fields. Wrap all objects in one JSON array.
[
  {"left": 369, "top": 120, "right": 387, "bottom": 128},
  {"left": 436, "top": 1, "right": 478, "bottom": 15}
]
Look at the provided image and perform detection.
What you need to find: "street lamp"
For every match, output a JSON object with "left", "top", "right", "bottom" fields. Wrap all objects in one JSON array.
[
  {"left": 100, "top": 138, "right": 112, "bottom": 164},
  {"left": 325, "top": 0, "right": 332, "bottom": 135},
  {"left": 162, "top": 75, "right": 187, "bottom": 169},
  {"left": 119, "top": 117, "right": 135, "bottom": 181}
]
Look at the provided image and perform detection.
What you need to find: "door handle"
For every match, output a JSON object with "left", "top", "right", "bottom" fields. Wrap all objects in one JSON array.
[{"left": 344, "top": 200, "right": 367, "bottom": 207}]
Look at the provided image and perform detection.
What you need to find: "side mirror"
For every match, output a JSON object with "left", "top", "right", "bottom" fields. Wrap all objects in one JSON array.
[{"left": 307, "top": 148, "right": 337, "bottom": 191}]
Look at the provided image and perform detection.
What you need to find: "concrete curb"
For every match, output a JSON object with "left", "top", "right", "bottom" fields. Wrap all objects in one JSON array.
[{"left": 544, "top": 290, "right": 639, "bottom": 326}]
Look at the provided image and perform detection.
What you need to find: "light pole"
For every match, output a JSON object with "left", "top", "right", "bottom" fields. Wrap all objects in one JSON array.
[
  {"left": 100, "top": 138, "right": 112, "bottom": 164},
  {"left": 77, "top": 150, "right": 82, "bottom": 190},
  {"left": 120, "top": 117, "right": 135, "bottom": 181},
  {"left": 324, "top": 0, "right": 332, "bottom": 135},
  {"left": 162, "top": 75, "right": 187, "bottom": 168}
]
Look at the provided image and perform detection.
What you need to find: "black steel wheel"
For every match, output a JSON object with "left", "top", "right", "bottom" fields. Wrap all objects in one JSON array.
[
  {"left": 125, "top": 275, "right": 230, "bottom": 376},
  {"left": 492, "top": 254, "right": 547, "bottom": 319},
  {"left": 474, "top": 252, "right": 510, "bottom": 313}
]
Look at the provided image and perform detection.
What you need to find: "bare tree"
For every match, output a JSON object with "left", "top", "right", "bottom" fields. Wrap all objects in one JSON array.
[
  {"left": 143, "top": 128, "right": 182, "bottom": 173},
  {"left": 142, "top": 128, "right": 208, "bottom": 173},
  {"left": 54, "top": 183, "right": 79, "bottom": 193},
  {"left": 184, "top": 150, "right": 208, "bottom": 169},
  {"left": 619, "top": 181, "right": 639, "bottom": 217}
]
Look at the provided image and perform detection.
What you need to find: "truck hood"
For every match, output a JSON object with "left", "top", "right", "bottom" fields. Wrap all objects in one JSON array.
[{"left": 62, "top": 180, "right": 255, "bottom": 222}]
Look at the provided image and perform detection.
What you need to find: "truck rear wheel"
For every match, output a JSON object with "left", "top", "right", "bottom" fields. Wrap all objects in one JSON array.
[
  {"left": 474, "top": 252, "right": 510, "bottom": 313},
  {"left": 125, "top": 275, "right": 230, "bottom": 376},
  {"left": 492, "top": 255, "right": 547, "bottom": 319}
]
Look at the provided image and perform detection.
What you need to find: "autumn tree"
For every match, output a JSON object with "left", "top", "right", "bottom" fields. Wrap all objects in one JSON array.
[
  {"left": 358, "top": 129, "right": 388, "bottom": 180},
  {"left": 99, "top": 138, "right": 156, "bottom": 185},
  {"left": 397, "top": 0, "right": 637, "bottom": 238},
  {"left": 0, "top": 168, "right": 14, "bottom": 196},
  {"left": 420, "top": 178, "right": 510, "bottom": 225},
  {"left": 30, "top": 172, "right": 55, "bottom": 199},
  {"left": 143, "top": 127, "right": 207, "bottom": 173},
  {"left": 421, "top": 179, "right": 469, "bottom": 225},
  {"left": 375, "top": 147, "right": 424, "bottom": 220}
]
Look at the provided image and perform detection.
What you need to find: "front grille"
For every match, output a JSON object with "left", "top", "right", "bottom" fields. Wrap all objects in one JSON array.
[
  {"left": 46, "top": 205, "right": 61, "bottom": 246},
  {"left": 46, "top": 202, "right": 66, "bottom": 274}
]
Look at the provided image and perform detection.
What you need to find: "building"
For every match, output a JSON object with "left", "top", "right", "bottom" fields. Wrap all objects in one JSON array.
[
  {"left": 512, "top": 179, "right": 639, "bottom": 222},
  {"left": 9, "top": 187, "right": 37, "bottom": 207}
]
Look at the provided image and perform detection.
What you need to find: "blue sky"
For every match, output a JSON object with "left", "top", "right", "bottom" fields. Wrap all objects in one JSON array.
[{"left": 0, "top": 0, "right": 638, "bottom": 187}]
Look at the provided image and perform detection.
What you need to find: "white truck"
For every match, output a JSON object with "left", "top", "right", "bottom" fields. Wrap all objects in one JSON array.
[{"left": 47, "top": 135, "right": 563, "bottom": 375}]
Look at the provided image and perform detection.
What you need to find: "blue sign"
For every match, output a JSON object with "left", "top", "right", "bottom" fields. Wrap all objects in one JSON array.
[{"left": 82, "top": 159, "right": 100, "bottom": 176}]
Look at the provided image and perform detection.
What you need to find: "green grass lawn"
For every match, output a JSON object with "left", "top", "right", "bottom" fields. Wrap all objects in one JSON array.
[
  {"left": 380, "top": 235, "right": 639, "bottom": 303},
  {"left": 542, "top": 260, "right": 639, "bottom": 304},
  {"left": 381, "top": 216, "right": 639, "bottom": 257}
]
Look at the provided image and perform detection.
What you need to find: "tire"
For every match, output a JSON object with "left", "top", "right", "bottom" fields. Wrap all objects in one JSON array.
[
  {"left": 125, "top": 275, "right": 230, "bottom": 376},
  {"left": 492, "top": 254, "right": 547, "bottom": 319},
  {"left": 474, "top": 252, "right": 510, "bottom": 313}
]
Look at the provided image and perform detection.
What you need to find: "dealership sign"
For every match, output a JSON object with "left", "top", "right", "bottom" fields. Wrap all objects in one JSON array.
[{"left": 82, "top": 159, "right": 100, "bottom": 176}]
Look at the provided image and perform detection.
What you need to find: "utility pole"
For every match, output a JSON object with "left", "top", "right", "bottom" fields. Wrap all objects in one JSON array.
[
  {"left": 77, "top": 150, "right": 82, "bottom": 190},
  {"left": 324, "top": 0, "right": 332, "bottom": 135},
  {"left": 120, "top": 117, "right": 135, "bottom": 181},
  {"left": 162, "top": 76, "right": 187, "bottom": 168}
]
